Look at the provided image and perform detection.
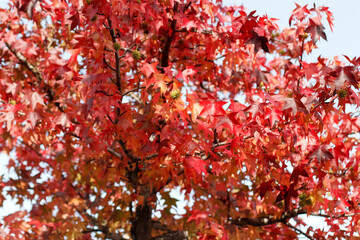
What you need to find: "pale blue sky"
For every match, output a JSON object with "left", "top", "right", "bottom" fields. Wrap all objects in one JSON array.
[{"left": 235, "top": 0, "right": 360, "bottom": 60}]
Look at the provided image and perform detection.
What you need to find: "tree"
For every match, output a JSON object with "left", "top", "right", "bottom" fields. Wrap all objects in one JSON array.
[{"left": 0, "top": 0, "right": 359, "bottom": 239}]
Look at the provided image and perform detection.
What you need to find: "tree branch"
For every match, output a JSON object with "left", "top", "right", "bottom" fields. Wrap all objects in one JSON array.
[
  {"left": 103, "top": 58, "right": 116, "bottom": 71},
  {"left": 231, "top": 208, "right": 356, "bottom": 230},
  {"left": 107, "top": 17, "right": 122, "bottom": 94},
  {"left": 5, "top": 42, "right": 42, "bottom": 81},
  {"left": 152, "top": 231, "right": 188, "bottom": 240},
  {"left": 107, "top": 146, "right": 124, "bottom": 160},
  {"left": 159, "top": 2, "right": 179, "bottom": 70},
  {"left": 117, "top": 138, "right": 141, "bottom": 163},
  {"left": 230, "top": 208, "right": 307, "bottom": 227},
  {"left": 309, "top": 212, "right": 356, "bottom": 218},
  {"left": 123, "top": 86, "right": 146, "bottom": 96}
]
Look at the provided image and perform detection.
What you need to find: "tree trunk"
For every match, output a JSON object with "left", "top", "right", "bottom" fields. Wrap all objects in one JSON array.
[{"left": 132, "top": 200, "right": 152, "bottom": 240}]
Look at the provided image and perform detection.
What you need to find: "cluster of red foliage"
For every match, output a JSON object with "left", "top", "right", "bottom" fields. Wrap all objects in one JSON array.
[{"left": 1, "top": 0, "right": 360, "bottom": 239}]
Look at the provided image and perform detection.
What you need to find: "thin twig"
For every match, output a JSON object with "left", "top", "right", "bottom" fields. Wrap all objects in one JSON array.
[
  {"left": 103, "top": 58, "right": 116, "bottom": 71},
  {"left": 107, "top": 146, "right": 123, "bottom": 160},
  {"left": 123, "top": 86, "right": 146, "bottom": 96},
  {"left": 5, "top": 42, "right": 42, "bottom": 81}
]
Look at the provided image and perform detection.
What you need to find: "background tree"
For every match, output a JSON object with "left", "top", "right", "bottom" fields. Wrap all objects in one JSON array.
[{"left": 0, "top": 0, "right": 359, "bottom": 239}]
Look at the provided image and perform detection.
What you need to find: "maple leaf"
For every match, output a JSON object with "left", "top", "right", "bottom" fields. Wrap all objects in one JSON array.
[
  {"left": 331, "top": 66, "right": 357, "bottom": 89},
  {"left": 215, "top": 112, "right": 239, "bottom": 132},
  {"left": 305, "top": 19, "right": 327, "bottom": 42},
  {"left": 187, "top": 210, "right": 208, "bottom": 225},
  {"left": 19, "top": 0, "right": 40, "bottom": 19},
  {"left": 140, "top": 62, "right": 157, "bottom": 78},
  {"left": 257, "top": 179, "right": 275, "bottom": 199},
  {"left": 184, "top": 156, "right": 208, "bottom": 176},
  {"left": 29, "top": 92, "right": 45, "bottom": 110},
  {"left": 187, "top": 96, "right": 203, "bottom": 122},
  {"left": 68, "top": 12, "right": 80, "bottom": 30},
  {"left": 244, "top": 102, "right": 265, "bottom": 119},
  {"left": 282, "top": 96, "right": 309, "bottom": 115},
  {"left": 275, "top": 183, "right": 298, "bottom": 211},
  {"left": 246, "top": 31, "right": 269, "bottom": 53},
  {"left": 289, "top": 3, "right": 310, "bottom": 25},
  {"left": 1, "top": 113, "right": 15, "bottom": 131},
  {"left": 54, "top": 113, "right": 70, "bottom": 128},
  {"left": 239, "top": 11, "right": 259, "bottom": 35},
  {"left": 176, "top": 67, "right": 197, "bottom": 83},
  {"left": 290, "top": 165, "right": 309, "bottom": 183},
  {"left": 5, "top": 82, "right": 19, "bottom": 95},
  {"left": 26, "top": 112, "right": 41, "bottom": 128},
  {"left": 343, "top": 55, "right": 360, "bottom": 66},
  {"left": 147, "top": 73, "right": 169, "bottom": 94},
  {"left": 255, "top": 69, "right": 269, "bottom": 85},
  {"left": 198, "top": 101, "right": 227, "bottom": 118},
  {"left": 264, "top": 107, "right": 282, "bottom": 127},
  {"left": 307, "top": 145, "right": 334, "bottom": 162}
]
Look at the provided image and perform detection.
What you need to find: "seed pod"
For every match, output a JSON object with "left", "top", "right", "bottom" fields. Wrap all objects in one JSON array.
[
  {"left": 132, "top": 50, "right": 141, "bottom": 60},
  {"left": 170, "top": 89, "right": 181, "bottom": 99},
  {"left": 113, "top": 42, "right": 121, "bottom": 51},
  {"left": 337, "top": 89, "right": 348, "bottom": 99},
  {"left": 299, "top": 193, "right": 307, "bottom": 201}
]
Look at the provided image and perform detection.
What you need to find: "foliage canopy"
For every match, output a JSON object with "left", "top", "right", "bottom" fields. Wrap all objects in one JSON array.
[{"left": 1, "top": 0, "right": 360, "bottom": 239}]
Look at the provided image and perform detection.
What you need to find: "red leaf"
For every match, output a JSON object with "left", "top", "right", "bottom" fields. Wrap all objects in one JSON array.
[
  {"left": 184, "top": 157, "right": 208, "bottom": 176},
  {"left": 333, "top": 66, "right": 357, "bottom": 89},
  {"left": 305, "top": 19, "right": 327, "bottom": 42},
  {"left": 215, "top": 112, "right": 239, "bottom": 132},
  {"left": 289, "top": 3, "right": 310, "bottom": 25},
  {"left": 187, "top": 210, "right": 208, "bottom": 225},
  {"left": 30, "top": 92, "right": 45, "bottom": 110},
  {"left": 308, "top": 145, "right": 334, "bottom": 162},
  {"left": 199, "top": 101, "right": 227, "bottom": 118},
  {"left": 69, "top": 12, "right": 80, "bottom": 30},
  {"left": 141, "top": 63, "right": 157, "bottom": 78},
  {"left": 26, "top": 112, "right": 40, "bottom": 128},
  {"left": 19, "top": 0, "right": 39, "bottom": 19},
  {"left": 291, "top": 165, "right": 309, "bottom": 183},
  {"left": 176, "top": 67, "right": 196, "bottom": 83},
  {"left": 257, "top": 179, "right": 275, "bottom": 199},
  {"left": 255, "top": 69, "right": 269, "bottom": 85},
  {"left": 244, "top": 102, "right": 265, "bottom": 119},
  {"left": 4, "top": 211, "right": 27, "bottom": 223},
  {"left": 282, "top": 96, "right": 308, "bottom": 115},
  {"left": 246, "top": 31, "right": 269, "bottom": 53}
]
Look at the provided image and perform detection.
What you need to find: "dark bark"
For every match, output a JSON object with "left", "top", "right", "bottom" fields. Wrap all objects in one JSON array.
[
  {"left": 230, "top": 208, "right": 307, "bottom": 227},
  {"left": 132, "top": 200, "right": 152, "bottom": 240}
]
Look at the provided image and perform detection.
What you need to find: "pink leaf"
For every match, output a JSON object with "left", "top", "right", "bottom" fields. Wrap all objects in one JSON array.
[{"left": 30, "top": 92, "right": 45, "bottom": 110}]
